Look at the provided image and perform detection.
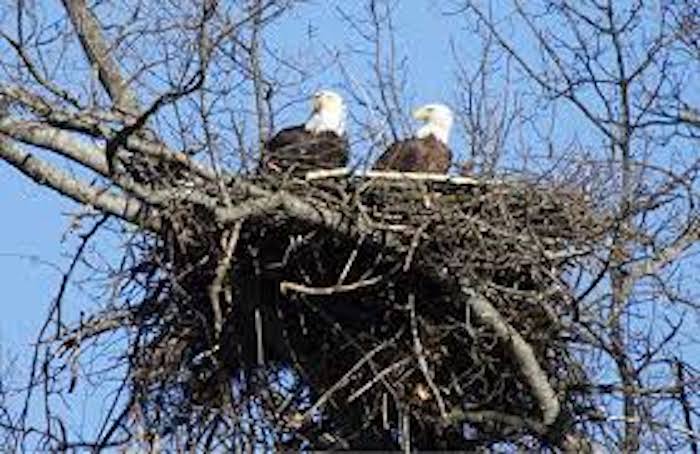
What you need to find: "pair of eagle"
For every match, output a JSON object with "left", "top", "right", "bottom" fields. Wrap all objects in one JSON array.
[{"left": 261, "top": 90, "right": 452, "bottom": 174}]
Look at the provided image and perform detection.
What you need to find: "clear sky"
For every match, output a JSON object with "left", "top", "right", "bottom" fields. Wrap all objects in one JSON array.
[{"left": 1, "top": 165, "right": 72, "bottom": 353}]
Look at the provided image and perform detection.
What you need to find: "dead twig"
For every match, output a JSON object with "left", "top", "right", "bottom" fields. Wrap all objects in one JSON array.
[
  {"left": 408, "top": 293, "right": 448, "bottom": 420},
  {"left": 280, "top": 275, "right": 384, "bottom": 296},
  {"left": 209, "top": 221, "right": 243, "bottom": 339}
]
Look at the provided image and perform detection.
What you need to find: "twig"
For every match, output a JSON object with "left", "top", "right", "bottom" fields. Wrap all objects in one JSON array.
[
  {"left": 279, "top": 275, "right": 383, "bottom": 296},
  {"left": 401, "top": 409, "right": 411, "bottom": 454},
  {"left": 676, "top": 359, "right": 699, "bottom": 454},
  {"left": 346, "top": 357, "right": 412, "bottom": 403},
  {"left": 209, "top": 221, "right": 243, "bottom": 339},
  {"left": 54, "top": 310, "right": 133, "bottom": 354},
  {"left": 362, "top": 170, "right": 485, "bottom": 185},
  {"left": 403, "top": 222, "right": 429, "bottom": 272},
  {"left": 255, "top": 308, "right": 264, "bottom": 367},
  {"left": 408, "top": 294, "right": 447, "bottom": 420},
  {"left": 304, "top": 167, "right": 351, "bottom": 180},
  {"left": 337, "top": 233, "right": 367, "bottom": 285},
  {"left": 301, "top": 331, "right": 403, "bottom": 421}
]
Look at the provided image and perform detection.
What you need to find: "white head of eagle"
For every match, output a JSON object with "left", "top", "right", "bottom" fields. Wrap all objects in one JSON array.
[
  {"left": 413, "top": 103, "right": 453, "bottom": 145},
  {"left": 304, "top": 90, "right": 346, "bottom": 136}
]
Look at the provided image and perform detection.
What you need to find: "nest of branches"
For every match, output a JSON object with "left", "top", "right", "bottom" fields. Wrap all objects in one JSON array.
[{"left": 60, "top": 170, "right": 604, "bottom": 450}]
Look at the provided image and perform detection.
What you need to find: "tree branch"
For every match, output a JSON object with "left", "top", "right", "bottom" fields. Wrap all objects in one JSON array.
[
  {"left": 0, "top": 119, "right": 109, "bottom": 175},
  {"left": 61, "top": 0, "right": 139, "bottom": 113},
  {"left": 460, "top": 284, "right": 561, "bottom": 427},
  {"left": 0, "top": 118, "right": 222, "bottom": 210},
  {"left": 0, "top": 140, "right": 160, "bottom": 230}
]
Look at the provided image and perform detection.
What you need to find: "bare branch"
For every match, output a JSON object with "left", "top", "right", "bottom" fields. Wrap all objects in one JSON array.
[
  {"left": 209, "top": 221, "right": 243, "bottom": 339},
  {"left": 61, "top": 0, "right": 139, "bottom": 113},
  {"left": 279, "top": 275, "right": 384, "bottom": 296},
  {"left": 0, "top": 140, "right": 159, "bottom": 229},
  {"left": 461, "top": 285, "right": 560, "bottom": 427}
]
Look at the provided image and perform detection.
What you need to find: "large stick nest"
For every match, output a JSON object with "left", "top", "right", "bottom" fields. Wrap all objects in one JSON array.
[{"left": 62, "top": 171, "right": 605, "bottom": 449}]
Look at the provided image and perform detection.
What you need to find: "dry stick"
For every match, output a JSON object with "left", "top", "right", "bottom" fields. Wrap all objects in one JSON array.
[
  {"left": 346, "top": 357, "right": 412, "bottom": 403},
  {"left": 337, "top": 233, "right": 367, "bottom": 285},
  {"left": 304, "top": 168, "right": 489, "bottom": 184},
  {"left": 408, "top": 293, "right": 448, "bottom": 421},
  {"left": 403, "top": 222, "right": 429, "bottom": 272},
  {"left": 382, "top": 393, "right": 389, "bottom": 430},
  {"left": 279, "top": 275, "right": 384, "bottom": 296},
  {"left": 304, "top": 167, "right": 352, "bottom": 180},
  {"left": 301, "top": 331, "right": 403, "bottom": 422},
  {"left": 401, "top": 410, "right": 411, "bottom": 454},
  {"left": 362, "top": 170, "right": 484, "bottom": 185},
  {"left": 209, "top": 221, "right": 243, "bottom": 340},
  {"left": 460, "top": 283, "right": 561, "bottom": 427},
  {"left": 255, "top": 308, "right": 264, "bottom": 367}
]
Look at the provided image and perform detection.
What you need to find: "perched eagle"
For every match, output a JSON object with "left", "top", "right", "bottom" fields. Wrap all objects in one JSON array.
[
  {"left": 374, "top": 103, "right": 453, "bottom": 173},
  {"left": 261, "top": 90, "right": 349, "bottom": 175}
]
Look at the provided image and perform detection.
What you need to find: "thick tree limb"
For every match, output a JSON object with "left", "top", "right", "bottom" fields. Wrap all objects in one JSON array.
[
  {"left": 0, "top": 141, "right": 160, "bottom": 230},
  {"left": 0, "top": 113, "right": 354, "bottom": 233},
  {"left": 61, "top": 0, "right": 139, "bottom": 113},
  {"left": 0, "top": 119, "right": 109, "bottom": 175},
  {"left": 215, "top": 190, "right": 348, "bottom": 231},
  {"left": 0, "top": 119, "right": 221, "bottom": 209},
  {"left": 460, "top": 284, "right": 561, "bottom": 427},
  {"left": 1, "top": 85, "right": 220, "bottom": 182}
]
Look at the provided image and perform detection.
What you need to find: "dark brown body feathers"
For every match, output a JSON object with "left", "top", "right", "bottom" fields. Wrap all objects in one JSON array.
[
  {"left": 373, "top": 135, "right": 451, "bottom": 173},
  {"left": 261, "top": 126, "right": 349, "bottom": 174}
]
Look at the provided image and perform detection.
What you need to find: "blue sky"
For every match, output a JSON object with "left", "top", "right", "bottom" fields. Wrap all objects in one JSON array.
[{"left": 1, "top": 165, "right": 72, "bottom": 353}]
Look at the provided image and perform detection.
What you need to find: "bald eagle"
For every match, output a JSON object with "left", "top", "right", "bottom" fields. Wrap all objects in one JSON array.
[
  {"left": 374, "top": 104, "right": 453, "bottom": 173},
  {"left": 261, "top": 90, "right": 349, "bottom": 175}
]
